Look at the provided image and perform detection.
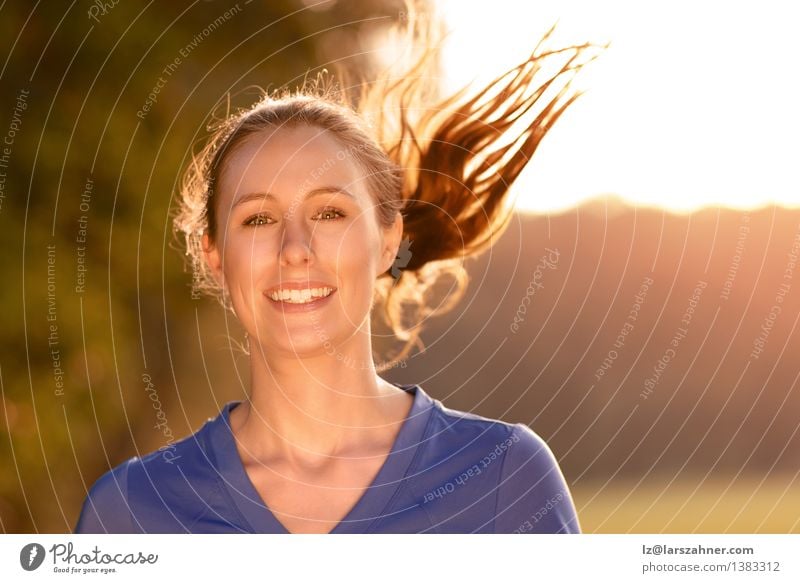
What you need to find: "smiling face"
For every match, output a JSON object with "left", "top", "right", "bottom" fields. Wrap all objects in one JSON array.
[{"left": 202, "top": 124, "right": 402, "bottom": 358}]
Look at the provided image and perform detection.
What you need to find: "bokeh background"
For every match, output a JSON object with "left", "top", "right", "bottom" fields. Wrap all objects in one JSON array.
[{"left": 1, "top": 0, "right": 798, "bottom": 533}]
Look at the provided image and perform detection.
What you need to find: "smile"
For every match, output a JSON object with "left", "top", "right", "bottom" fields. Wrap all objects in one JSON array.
[{"left": 267, "top": 287, "right": 335, "bottom": 304}]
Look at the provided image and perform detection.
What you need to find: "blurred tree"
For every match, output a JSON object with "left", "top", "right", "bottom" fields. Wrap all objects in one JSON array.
[{"left": 0, "top": 0, "right": 420, "bottom": 533}]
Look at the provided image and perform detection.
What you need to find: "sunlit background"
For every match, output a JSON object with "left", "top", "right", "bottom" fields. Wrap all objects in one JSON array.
[{"left": 438, "top": 0, "right": 799, "bottom": 213}]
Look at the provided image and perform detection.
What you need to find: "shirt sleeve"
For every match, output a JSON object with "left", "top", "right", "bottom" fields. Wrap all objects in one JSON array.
[
  {"left": 493, "top": 423, "right": 581, "bottom": 534},
  {"left": 74, "top": 459, "right": 135, "bottom": 533}
]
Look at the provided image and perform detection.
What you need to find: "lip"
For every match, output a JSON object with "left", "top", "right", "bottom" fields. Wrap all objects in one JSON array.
[{"left": 263, "top": 287, "right": 337, "bottom": 314}]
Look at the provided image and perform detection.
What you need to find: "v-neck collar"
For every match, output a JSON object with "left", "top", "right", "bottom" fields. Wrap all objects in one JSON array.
[{"left": 205, "top": 383, "right": 434, "bottom": 534}]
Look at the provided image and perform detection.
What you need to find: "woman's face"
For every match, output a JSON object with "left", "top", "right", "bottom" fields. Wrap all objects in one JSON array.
[{"left": 202, "top": 124, "right": 402, "bottom": 358}]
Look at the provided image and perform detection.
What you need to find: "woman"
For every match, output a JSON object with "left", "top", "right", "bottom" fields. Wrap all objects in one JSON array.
[{"left": 75, "top": 1, "right": 595, "bottom": 534}]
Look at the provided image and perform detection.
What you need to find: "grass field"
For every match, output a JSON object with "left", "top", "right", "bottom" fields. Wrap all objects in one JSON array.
[{"left": 571, "top": 474, "right": 800, "bottom": 533}]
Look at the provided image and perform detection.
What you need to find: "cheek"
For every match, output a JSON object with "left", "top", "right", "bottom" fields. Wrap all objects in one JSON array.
[
  {"left": 329, "top": 222, "right": 379, "bottom": 281},
  {"left": 220, "top": 234, "right": 268, "bottom": 290}
]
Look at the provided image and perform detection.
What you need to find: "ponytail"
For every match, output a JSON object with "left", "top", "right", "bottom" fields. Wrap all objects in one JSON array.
[{"left": 351, "top": 2, "right": 600, "bottom": 368}]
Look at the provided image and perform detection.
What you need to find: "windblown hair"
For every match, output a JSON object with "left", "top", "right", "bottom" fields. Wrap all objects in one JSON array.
[{"left": 173, "top": 0, "right": 599, "bottom": 370}]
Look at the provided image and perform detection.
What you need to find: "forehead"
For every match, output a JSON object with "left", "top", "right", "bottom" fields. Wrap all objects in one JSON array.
[{"left": 218, "top": 125, "right": 368, "bottom": 205}]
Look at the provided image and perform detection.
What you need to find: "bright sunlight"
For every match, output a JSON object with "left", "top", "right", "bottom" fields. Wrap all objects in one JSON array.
[{"left": 436, "top": 0, "right": 799, "bottom": 214}]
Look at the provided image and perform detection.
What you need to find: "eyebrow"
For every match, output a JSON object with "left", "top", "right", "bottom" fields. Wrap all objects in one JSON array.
[{"left": 232, "top": 186, "right": 358, "bottom": 208}]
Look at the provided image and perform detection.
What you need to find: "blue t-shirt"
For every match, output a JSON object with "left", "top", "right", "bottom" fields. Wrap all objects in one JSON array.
[{"left": 74, "top": 384, "right": 580, "bottom": 534}]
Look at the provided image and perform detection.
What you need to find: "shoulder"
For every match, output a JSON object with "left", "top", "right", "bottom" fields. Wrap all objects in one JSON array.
[
  {"left": 494, "top": 423, "right": 581, "bottom": 534},
  {"left": 426, "top": 400, "right": 565, "bottom": 477},
  {"left": 420, "top": 397, "right": 531, "bottom": 462},
  {"left": 74, "top": 457, "right": 136, "bottom": 533},
  {"left": 423, "top": 396, "right": 580, "bottom": 534},
  {"left": 407, "top": 397, "right": 579, "bottom": 533},
  {"left": 502, "top": 423, "right": 560, "bottom": 472},
  {"left": 74, "top": 416, "right": 218, "bottom": 533},
  {"left": 425, "top": 401, "right": 562, "bottom": 480},
  {"left": 420, "top": 394, "right": 570, "bottom": 478},
  {"left": 427, "top": 397, "right": 517, "bottom": 437}
]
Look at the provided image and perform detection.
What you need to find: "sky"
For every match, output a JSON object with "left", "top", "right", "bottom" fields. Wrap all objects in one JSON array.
[{"left": 435, "top": 0, "right": 799, "bottom": 214}]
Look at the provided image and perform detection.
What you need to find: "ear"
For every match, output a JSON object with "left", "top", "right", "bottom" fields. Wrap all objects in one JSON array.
[
  {"left": 201, "top": 232, "right": 225, "bottom": 289},
  {"left": 378, "top": 212, "right": 404, "bottom": 276}
]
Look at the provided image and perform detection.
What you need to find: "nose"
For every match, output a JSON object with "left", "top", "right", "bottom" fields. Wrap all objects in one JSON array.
[{"left": 278, "top": 213, "right": 314, "bottom": 266}]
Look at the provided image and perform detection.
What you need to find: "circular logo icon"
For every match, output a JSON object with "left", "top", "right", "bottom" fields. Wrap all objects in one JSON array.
[{"left": 20, "top": 543, "right": 46, "bottom": 571}]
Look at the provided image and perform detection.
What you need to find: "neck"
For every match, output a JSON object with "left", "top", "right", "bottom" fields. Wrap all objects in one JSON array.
[{"left": 230, "top": 331, "right": 412, "bottom": 470}]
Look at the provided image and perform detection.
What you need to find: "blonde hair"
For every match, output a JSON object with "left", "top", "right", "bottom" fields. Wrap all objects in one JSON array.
[{"left": 173, "top": 0, "right": 600, "bottom": 370}]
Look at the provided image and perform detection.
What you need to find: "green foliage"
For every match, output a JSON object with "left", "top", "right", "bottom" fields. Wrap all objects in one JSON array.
[{"left": 0, "top": 0, "right": 407, "bottom": 533}]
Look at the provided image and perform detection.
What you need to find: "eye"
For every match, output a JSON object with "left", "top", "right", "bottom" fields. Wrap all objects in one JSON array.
[
  {"left": 313, "top": 207, "right": 346, "bottom": 221},
  {"left": 242, "top": 207, "right": 346, "bottom": 227},
  {"left": 243, "top": 214, "right": 274, "bottom": 227}
]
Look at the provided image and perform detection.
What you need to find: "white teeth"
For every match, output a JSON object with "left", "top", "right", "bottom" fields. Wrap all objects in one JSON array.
[{"left": 268, "top": 287, "right": 334, "bottom": 303}]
